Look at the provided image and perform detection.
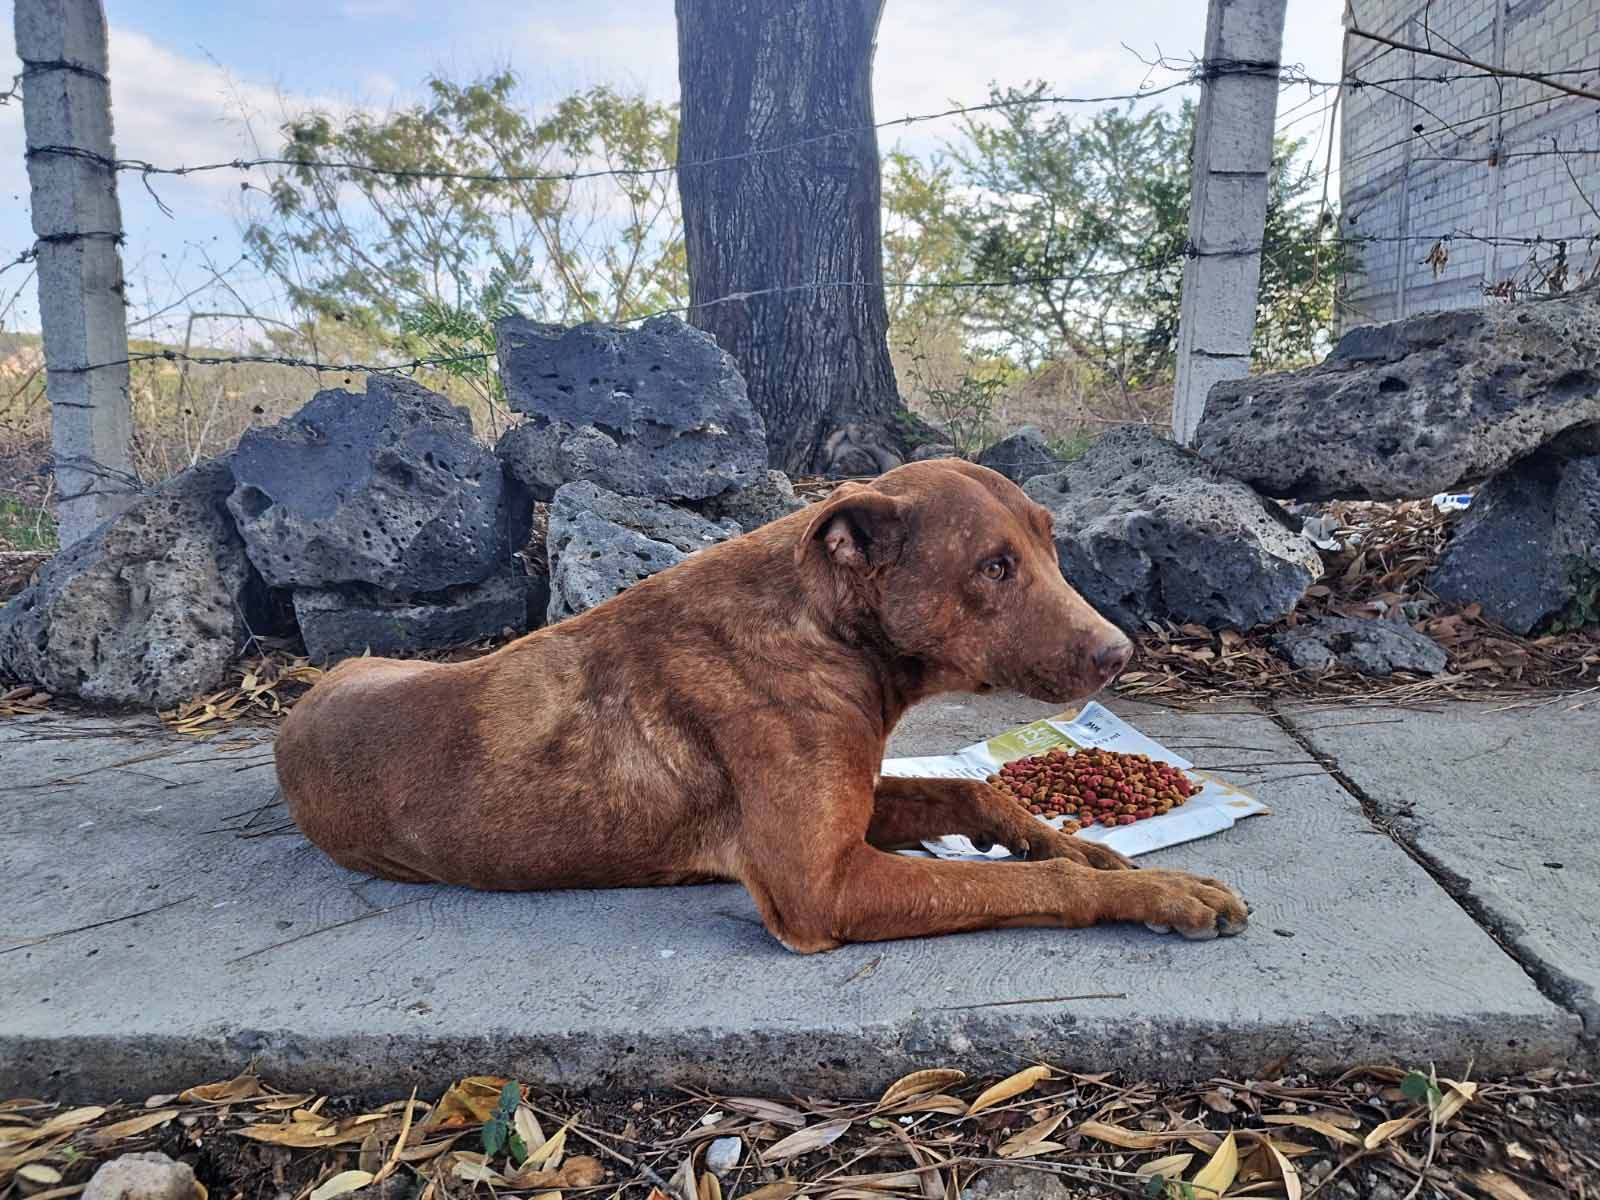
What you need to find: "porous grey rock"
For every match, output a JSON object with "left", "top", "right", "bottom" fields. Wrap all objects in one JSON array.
[
  {"left": 293, "top": 569, "right": 536, "bottom": 663},
  {"left": 909, "top": 442, "right": 958, "bottom": 462},
  {"left": 229, "top": 376, "right": 523, "bottom": 592},
  {"left": 976, "top": 425, "right": 1059, "bottom": 483},
  {"left": 1273, "top": 616, "right": 1448, "bottom": 676},
  {"left": 83, "top": 1151, "right": 195, "bottom": 1200},
  {"left": 0, "top": 461, "right": 266, "bottom": 707},
  {"left": 1194, "top": 294, "right": 1600, "bottom": 500},
  {"left": 1023, "top": 426, "right": 1323, "bottom": 631},
  {"left": 692, "top": 469, "right": 805, "bottom": 531},
  {"left": 1427, "top": 453, "right": 1600, "bottom": 634},
  {"left": 545, "top": 481, "right": 739, "bottom": 622},
  {"left": 960, "top": 1166, "right": 1071, "bottom": 1200},
  {"left": 495, "top": 315, "right": 768, "bottom": 500}
]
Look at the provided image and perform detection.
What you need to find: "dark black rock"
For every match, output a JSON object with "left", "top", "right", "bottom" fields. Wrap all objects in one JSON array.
[
  {"left": 495, "top": 315, "right": 768, "bottom": 500},
  {"left": 228, "top": 376, "right": 524, "bottom": 592},
  {"left": 976, "top": 426, "right": 1059, "bottom": 484}
]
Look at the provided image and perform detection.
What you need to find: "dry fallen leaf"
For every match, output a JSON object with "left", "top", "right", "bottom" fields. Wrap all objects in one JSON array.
[
  {"left": 723, "top": 1099, "right": 807, "bottom": 1129},
  {"left": 1191, "top": 1132, "right": 1238, "bottom": 1198},
  {"left": 764, "top": 1119, "right": 851, "bottom": 1163},
  {"left": 1363, "top": 1114, "right": 1420, "bottom": 1150},
  {"left": 1261, "top": 1114, "right": 1363, "bottom": 1147},
  {"left": 35, "top": 1108, "right": 106, "bottom": 1137},
  {"left": 1076, "top": 1121, "right": 1178, "bottom": 1151},
  {"left": 878, "top": 1070, "right": 966, "bottom": 1109},
  {"left": 1261, "top": 1140, "right": 1301, "bottom": 1200},
  {"left": 740, "top": 1183, "right": 797, "bottom": 1200},
  {"left": 966, "top": 1066, "right": 1051, "bottom": 1116},
  {"left": 997, "top": 1112, "right": 1067, "bottom": 1158},
  {"left": 426, "top": 1078, "right": 511, "bottom": 1129},
  {"left": 87, "top": 1110, "right": 179, "bottom": 1145},
  {"left": 1468, "top": 1171, "right": 1537, "bottom": 1200},
  {"left": 309, "top": 1171, "right": 375, "bottom": 1200},
  {"left": 513, "top": 1106, "right": 546, "bottom": 1156},
  {"left": 697, "top": 1171, "right": 722, "bottom": 1200},
  {"left": 18, "top": 1165, "right": 63, "bottom": 1186},
  {"left": 1135, "top": 1154, "right": 1194, "bottom": 1180},
  {"left": 180, "top": 1076, "right": 261, "bottom": 1105}
]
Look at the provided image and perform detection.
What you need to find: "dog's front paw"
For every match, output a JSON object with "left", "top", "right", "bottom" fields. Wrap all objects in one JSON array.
[
  {"left": 1014, "top": 825, "right": 1134, "bottom": 871},
  {"left": 1103, "top": 868, "right": 1248, "bottom": 939}
]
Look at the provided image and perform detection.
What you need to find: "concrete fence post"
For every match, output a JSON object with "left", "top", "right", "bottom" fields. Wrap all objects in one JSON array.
[
  {"left": 1171, "top": 0, "right": 1288, "bottom": 446},
  {"left": 15, "top": 0, "right": 136, "bottom": 546}
]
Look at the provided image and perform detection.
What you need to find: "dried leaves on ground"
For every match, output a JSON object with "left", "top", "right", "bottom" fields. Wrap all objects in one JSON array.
[{"left": 0, "top": 1066, "right": 1594, "bottom": 1200}]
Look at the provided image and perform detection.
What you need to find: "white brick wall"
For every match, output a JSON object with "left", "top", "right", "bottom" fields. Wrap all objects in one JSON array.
[{"left": 1338, "top": 0, "right": 1600, "bottom": 329}]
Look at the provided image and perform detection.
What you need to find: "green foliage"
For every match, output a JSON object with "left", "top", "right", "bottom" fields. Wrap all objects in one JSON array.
[
  {"left": 0, "top": 497, "right": 56, "bottom": 552},
  {"left": 246, "top": 74, "right": 686, "bottom": 342},
  {"left": 900, "top": 346, "right": 1009, "bottom": 457},
  {"left": 1047, "top": 430, "right": 1097, "bottom": 463},
  {"left": 1546, "top": 561, "right": 1600, "bottom": 633},
  {"left": 881, "top": 85, "right": 1350, "bottom": 386},
  {"left": 480, "top": 1081, "right": 524, "bottom": 1162},
  {"left": 1400, "top": 1068, "right": 1444, "bottom": 1112}
]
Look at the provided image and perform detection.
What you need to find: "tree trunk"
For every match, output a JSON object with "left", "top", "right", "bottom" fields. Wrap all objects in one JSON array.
[{"left": 675, "top": 0, "right": 925, "bottom": 475}]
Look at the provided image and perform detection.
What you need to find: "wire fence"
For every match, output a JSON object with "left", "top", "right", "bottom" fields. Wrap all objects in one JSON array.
[{"left": 3, "top": 8, "right": 1599, "bottom": 506}]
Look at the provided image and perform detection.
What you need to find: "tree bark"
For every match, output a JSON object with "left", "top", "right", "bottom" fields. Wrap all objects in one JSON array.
[{"left": 675, "top": 0, "right": 924, "bottom": 475}]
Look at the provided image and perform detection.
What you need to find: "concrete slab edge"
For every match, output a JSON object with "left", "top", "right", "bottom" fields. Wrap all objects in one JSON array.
[{"left": 4, "top": 1004, "right": 1580, "bottom": 1103}]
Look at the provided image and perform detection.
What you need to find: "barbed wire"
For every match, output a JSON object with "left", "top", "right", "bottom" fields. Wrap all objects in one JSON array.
[{"left": 11, "top": 224, "right": 1592, "bottom": 382}]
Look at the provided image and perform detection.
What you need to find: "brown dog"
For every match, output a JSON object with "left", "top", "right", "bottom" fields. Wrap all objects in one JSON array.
[{"left": 276, "top": 459, "right": 1248, "bottom": 952}]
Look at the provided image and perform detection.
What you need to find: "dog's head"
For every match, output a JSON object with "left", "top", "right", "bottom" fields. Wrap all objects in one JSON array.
[{"left": 796, "top": 458, "right": 1131, "bottom": 704}]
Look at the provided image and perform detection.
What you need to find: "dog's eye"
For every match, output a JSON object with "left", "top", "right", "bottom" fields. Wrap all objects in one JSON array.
[{"left": 980, "top": 558, "right": 1009, "bottom": 582}]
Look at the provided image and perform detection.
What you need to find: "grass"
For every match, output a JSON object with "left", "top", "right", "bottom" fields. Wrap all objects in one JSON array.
[{"left": 0, "top": 496, "right": 56, "bottom": 552}]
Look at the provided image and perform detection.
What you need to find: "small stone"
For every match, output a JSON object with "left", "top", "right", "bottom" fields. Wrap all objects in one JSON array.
[
  {"left": 705, "top": 1137, "right": 742, "bottom": 1175},
  {"left": 976, "top": 426, "right": 1060, "bottom": 484},
  {"left": 1272, "top": 616, "right": 1448, "bottom": 677},
  {"left": 83, "top": 1152, "right": 195, "bottom": 1200},
  {"left": 1023, "top": 426, "right": 1322, "bottom": 631}
]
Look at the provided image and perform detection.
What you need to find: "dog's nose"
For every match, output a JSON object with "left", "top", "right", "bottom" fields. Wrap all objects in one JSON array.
[{"left": 1093, "top": 637, "right": 1133, "bottom": 680}]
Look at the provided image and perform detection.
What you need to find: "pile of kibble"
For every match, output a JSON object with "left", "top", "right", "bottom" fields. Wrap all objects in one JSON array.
[{"left": 986, "top": 746, "right": 1203, "bottom": 834}]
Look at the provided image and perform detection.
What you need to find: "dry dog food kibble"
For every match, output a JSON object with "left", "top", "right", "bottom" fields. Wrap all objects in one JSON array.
[{"left": 986, "top": 746, "right": 1203, "bottom": 835}]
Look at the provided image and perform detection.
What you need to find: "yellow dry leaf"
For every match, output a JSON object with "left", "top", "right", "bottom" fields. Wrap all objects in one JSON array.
[
  {"left": 309, "top": 1171, "right": 375, "bottom": 1200},
  {"left": 397, "top": 1136, "right": 465, "bottom": 1164},
  {"left": 238, "top": 1122, "right": 369, "bottom": 1149},
  {"left": 1262, "top": 1141, "right": 1301, "bottom": 1200},
  {"left": 764, "top": 1119, "right": 851, "bottom": 1163},
  {"left": 997, "top": 1112, "right": 1067, "bottom": 1158},
  {"left": 878, "top": 1070, "right": 967, "bottom": 1109},
  {"left": 1190, "top": 1132, "right": 1238, "bottom": 1199},
  {"left": 698, "top": 1171, "right": 722, "bottom": 1200},
  {"left": 1135, "top": 1154, "right": 1194, "bottom": 1180},
  {"left": 1363, "top": 1115, "right": 1420, "bottom": 1150},
  {"left": 513, "top": 1106, "right": 546, "bottom": 1156},
  {"left": 451, "top": 1159, "right": 507, "bottom": 1186},
  {"left": 180, "top": 1075, "right": 260, "bottom": 1105},
  {"left": 1261, "top": 1115, "right": 1362, "bottom": 1147},
  {"left": 1077, "top": 1121, "right": 1175, "bottom": 1151},
  {"left": 522, "top": 1123, "right": 569, "bottom": 1171},
  {"left": 426, "top": 1077, "right": 511, "bottom": 1129},
  {"left": 88, "top": 1110, "right": 179, "bottom": 1144},
  {"left": 254, "top": 1096, "right": 315, "bottom": 1112},
  {"left": 18, "top": 1164, "right": 63, "bottom": 1186},
  {"left": 33, "top": 1108, "right": 105, "bottom": 1138},
  {"left": 1467, "top": 1171, "right": 1536, "bottom": 1200},
  {"left": 1436, "top": 1080, "right": 1477, "bottom": 1126},
  {"left": 966, "top": 1066, "right": 1051, "bottom": 1116},
  {"left": 885, "top": 1094, "right": 966, "bottom": 1116}
]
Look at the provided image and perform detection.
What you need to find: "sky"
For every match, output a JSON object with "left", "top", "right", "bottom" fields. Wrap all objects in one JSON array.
[{"left": 0, "top": 1, "right": 1349, "bottom": 341}]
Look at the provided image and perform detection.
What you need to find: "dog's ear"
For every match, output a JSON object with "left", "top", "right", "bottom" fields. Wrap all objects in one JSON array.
[{"left": 797, "top": 483, "right": 909, "bottom": 574}]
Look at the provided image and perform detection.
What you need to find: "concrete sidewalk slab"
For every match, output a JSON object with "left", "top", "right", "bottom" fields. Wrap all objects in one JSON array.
[
  {"left": 0, "top": 695, "right": 1580, "bottom": 1100},
  {"left": 1282, "top": 699, "right": 1600, "bottom": 1037}
]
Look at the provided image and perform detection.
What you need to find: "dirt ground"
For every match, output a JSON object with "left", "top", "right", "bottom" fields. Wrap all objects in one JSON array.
[{"left": 3, "top": 1066, "right": 1595, "bottom": 1200}]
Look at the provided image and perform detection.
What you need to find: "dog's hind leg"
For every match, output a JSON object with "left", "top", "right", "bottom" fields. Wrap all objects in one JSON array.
[{"left": 866, "top": 776, "right": 1132, "bottom": 870}]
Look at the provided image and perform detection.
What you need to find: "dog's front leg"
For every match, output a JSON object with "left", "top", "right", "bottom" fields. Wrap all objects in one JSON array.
[
  {"left": 866, "top": 776, "right": 1132, "bottom": 870},
  {"left": 736, "top": 775, "right": 1246, "bottom": 953}
]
